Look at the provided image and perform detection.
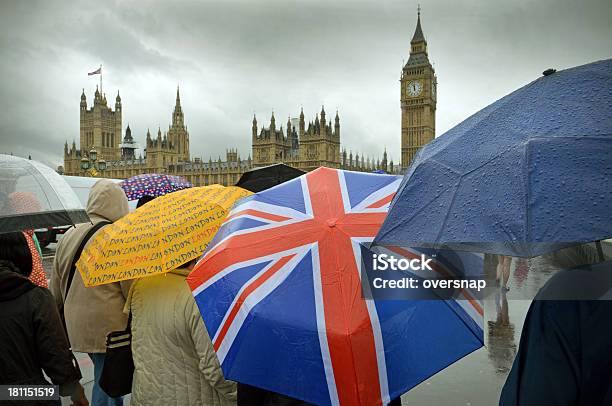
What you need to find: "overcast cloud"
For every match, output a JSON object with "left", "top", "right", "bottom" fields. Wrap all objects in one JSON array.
[{"left": 0, "top": 0, "right": 610, "bottom": 169}]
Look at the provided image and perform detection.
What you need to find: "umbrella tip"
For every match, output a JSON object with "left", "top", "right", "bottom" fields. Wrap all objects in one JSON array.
[{"left": 542, "top": 68, "right": 556, "bottom": 76}]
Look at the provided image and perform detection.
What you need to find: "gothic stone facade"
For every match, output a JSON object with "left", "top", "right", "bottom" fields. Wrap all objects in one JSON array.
[
  {"left": 252, "top": 108, "right": 340, "bottom": 171},
  {"left": 63, "top": 92, "right": 395, "bottom": 186},
  {"left": 62, "top": 13, "right": 437, "bottom": 183}
]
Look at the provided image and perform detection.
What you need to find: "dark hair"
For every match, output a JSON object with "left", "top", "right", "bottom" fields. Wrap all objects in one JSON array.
[
  {"left": 0, "top": 232, "right": 33, "bottom": 277},
  {"left": 181, "top": 258, "right": 197, "bottom": 270},
  {"left": 136, "top": 195, "right": 156, "bottom": 208}
]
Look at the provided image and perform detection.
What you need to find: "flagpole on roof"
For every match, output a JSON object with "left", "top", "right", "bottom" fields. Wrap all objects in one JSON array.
[{"left": 100, "top": 64, "right": 103, "bottom": 94}]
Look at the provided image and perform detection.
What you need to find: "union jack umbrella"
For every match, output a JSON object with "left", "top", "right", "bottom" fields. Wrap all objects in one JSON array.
[{"left": 187, "top": 167, "right": 484, "bottom": 405}]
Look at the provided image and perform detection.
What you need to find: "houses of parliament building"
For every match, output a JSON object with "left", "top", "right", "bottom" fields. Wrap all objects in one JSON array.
[{"left": 62, "top": 11, "right": 436, "bottom": 185}]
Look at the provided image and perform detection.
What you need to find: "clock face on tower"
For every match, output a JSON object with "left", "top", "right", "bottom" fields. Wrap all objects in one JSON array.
[{"left": 406, "top": 80, "right": 423, "bottom": 97}]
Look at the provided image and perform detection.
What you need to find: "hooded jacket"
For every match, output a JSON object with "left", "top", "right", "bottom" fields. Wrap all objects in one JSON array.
[
  {"left": 0, "top": 260, "right": 81, "bottom": 403},
  {"left": 126, "top": 269, "right": 237, "bottom": 406},
  {"left": 50, "top": 179, "right": 131, "bottom": 353}
]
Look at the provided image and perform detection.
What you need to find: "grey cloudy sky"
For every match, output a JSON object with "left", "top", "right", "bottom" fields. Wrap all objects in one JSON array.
[{"left": 1, "top": 0, "right": 610, "bottom": 169}]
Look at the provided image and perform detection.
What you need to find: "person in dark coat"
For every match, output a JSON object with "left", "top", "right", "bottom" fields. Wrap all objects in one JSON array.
[
  {"left": 499, "top": 243, "right": 612, "bottom": 405},
  {"left": 0, "top": 232, "right": 88, "bottom": 406}
]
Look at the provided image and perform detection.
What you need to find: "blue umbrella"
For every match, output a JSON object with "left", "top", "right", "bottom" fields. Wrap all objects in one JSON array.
[{"left": 375, "top": 59, "right": 612, "bottom": 257}]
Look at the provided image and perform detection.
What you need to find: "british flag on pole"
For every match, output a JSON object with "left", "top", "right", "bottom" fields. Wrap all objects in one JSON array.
[{"left": 187, "top": 167, "right": 484, "bottom": 405}]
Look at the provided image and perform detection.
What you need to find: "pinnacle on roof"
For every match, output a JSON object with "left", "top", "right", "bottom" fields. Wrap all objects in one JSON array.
[
  {"left": 411, "top": 6, "right": 426, "bottom": 44},
  {"left": 124, "top": 124, "right": 133, "bottom": 141}
]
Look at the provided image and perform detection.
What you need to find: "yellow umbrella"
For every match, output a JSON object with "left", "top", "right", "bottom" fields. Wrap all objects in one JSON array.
[{"left": 76, "top": 185, "right": 252, "bottom": 286}]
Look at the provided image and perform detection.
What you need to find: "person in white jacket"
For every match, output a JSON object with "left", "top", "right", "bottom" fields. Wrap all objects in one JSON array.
[{"left": 126, "top": 261, "right": 236, "bottom": 406}]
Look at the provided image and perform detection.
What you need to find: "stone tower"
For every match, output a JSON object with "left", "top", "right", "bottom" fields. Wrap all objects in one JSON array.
[
  {"left": 400, "top": 8, "right": 436, "bottom": 170},
  {"left": 79, "top": 87, "right": 122, "bottom": 161},
  {"left": 120, "top": 124, "right": 137, "bottom": 160},
  {"left": 251, "top": 106, "right": 341, "bottom": 170},
  {"left": 297, "top": 106, "right": 341, "bottom": 171},
  {"left": 167, "top": 86, "right": 190, "bottom": 162},
  {"left": 251, "top": 112, "right": 289, "bottom": 165}
]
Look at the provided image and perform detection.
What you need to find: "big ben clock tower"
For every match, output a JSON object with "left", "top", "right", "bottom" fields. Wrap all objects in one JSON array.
[{"left": 401, "top": 8, "right": 436, "bottom": 170}]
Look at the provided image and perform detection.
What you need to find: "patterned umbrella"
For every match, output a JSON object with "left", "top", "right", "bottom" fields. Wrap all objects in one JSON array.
[
  {"left": 77, "top": 185, "right": 251, "bottom": 286},
  {"left": 120, "top": 173, "right": 193, "bottom": 200},
  {"left": 187, "top": 167, "right": 484, "bottom": 405}
]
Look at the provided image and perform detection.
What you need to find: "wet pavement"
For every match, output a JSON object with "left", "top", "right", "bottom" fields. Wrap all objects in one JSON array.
[
  {"left": 399, "top": 257, "right": 544, "bottom": 406},
  {"left": 41, "top": 243, "right": 609, "bottom": 405}
]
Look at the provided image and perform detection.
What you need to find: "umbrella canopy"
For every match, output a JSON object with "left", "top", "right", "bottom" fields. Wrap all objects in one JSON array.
[
  {"left": 376, "top": 59, "right": 612, "bottom": 258},
  {"left": 76, "top": 185, "right": 251, "bottom": 286},
  {"left": 187, "top": 167, "right": 484, "bottom": 405},
  {"left": 235, "top": 163, "right": 305, "bottom": 192},
  {"left": 120, "top": 173, "right": 192, "bottom": 200},
  {"left": 0, "top": 154, "right": 88, "bottom": 232}
]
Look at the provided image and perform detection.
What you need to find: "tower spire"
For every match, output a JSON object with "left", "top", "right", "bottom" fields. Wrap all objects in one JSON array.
[
  {"left": 172, "top": 85, "right": 184, "bottom": 128},
  {"left": 401, "top": 4, "right": 436, "bottom": 171},
  {"left": 411, "top": 5, "right": 425, "bottom": 44}
]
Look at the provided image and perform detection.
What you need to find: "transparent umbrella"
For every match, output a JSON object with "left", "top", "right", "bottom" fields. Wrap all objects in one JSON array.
[{"left": 0, "top": 154, "right": 89, "bottom": 233}]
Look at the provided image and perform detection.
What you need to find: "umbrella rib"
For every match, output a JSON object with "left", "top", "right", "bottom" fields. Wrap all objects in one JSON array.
[
  {"left": 431, "top": 179, "right": 460, "bottom": 248},
  {"left": 523, "top": 74, "right": 549, "bottom": 247},
  {"left": 439, "top": 299, "right": 485, "bottom": 346},
  {"left": 379, "top": 143, "right": 529, "bottom": 248},
  {"left": 29, "top": 163, "right": 56, "bottom": 212},
  {"left": 381, "top": 140, "right": 525, "bottom": 244},
  {"left": 422, "top": 79, "right": 537, "bottom": 163},
  {"left": 375, "top": 180, "right": 456, "bottom": 243},
  {"left": 524, "top": 139, "right": 532, "bottom": 251}
]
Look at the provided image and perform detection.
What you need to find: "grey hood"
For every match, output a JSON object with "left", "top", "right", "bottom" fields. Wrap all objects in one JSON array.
[{"left": 86, "top": 179, "right": 129, "bottom": 222}]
